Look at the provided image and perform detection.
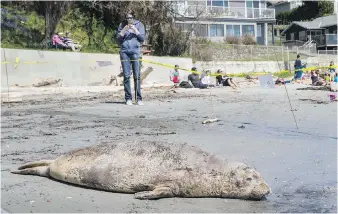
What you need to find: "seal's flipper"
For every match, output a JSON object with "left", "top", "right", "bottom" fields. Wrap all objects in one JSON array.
[
  {"left": 134, "top": 187, "right": 174, "bottom": 200},
  {"left": 17, "top": 160, "right": 54, "bottom": 170},
  {"left": 11, "top": 166, "right": 49, "bottom": 177}
]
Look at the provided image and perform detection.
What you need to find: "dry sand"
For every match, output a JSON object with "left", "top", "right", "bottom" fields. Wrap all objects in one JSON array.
[{"left": 1, "top": 82, "right": 337, "bottom": 213}]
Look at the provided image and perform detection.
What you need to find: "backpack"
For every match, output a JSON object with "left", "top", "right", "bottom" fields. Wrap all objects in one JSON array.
[{"left": 179, "top": 81, "right": 193, "bottom": 88}]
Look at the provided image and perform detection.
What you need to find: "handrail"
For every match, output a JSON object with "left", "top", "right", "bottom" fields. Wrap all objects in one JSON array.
[{"left": 173, "top": 5, "right": 275, "bottom": 19}]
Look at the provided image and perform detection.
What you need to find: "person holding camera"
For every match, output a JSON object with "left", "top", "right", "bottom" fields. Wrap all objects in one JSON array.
[{"left": 116, "top": 11, "right": 145, "bottom": 106}]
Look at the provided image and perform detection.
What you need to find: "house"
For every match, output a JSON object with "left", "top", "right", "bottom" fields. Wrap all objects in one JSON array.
[
  {"left": 172, "top": 0, "right": 276, "bottom": 45},
  {"left": 281, "top": 14, "right": 337, "bottom": 50},
  {"left": 268, "top": 0, "right": 303, "bottom": 16}
]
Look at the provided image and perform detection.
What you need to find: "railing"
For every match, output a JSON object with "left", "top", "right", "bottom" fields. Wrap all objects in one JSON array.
[
  {"left": 318, "top": 50, "right": 338, "bottom": 55},
  {"left": 173, "top": 5, "right": 275, "bottom": 19},
  {"left": 282, "top": 40, "right": 305, "bottom": 48},
  {"left": 313, "top": 34, "right": 337, "bottom": 46}
]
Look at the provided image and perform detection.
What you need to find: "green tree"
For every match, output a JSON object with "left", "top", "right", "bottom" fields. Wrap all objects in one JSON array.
[
  {"left": 276, "top": 0, "right": 334, "bottom": 23},
  {"left": 318, "top": 1, "right": 334, "bottom": 17}
]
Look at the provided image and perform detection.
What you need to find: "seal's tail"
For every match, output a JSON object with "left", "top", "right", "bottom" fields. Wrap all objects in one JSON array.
[{"left": 11, "top": 160, "right": 54, "bottom": 177}]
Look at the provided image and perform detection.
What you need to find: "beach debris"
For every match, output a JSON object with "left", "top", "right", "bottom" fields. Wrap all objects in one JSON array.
[
  {"left": 202, "top": 118, "right": 219, "bottom": 124},
  {"left": 33, "top": 78, "right": 61, "bottom": 87},
  {"left": 140, "top": 67, "right": 154, "bottom": 84}
]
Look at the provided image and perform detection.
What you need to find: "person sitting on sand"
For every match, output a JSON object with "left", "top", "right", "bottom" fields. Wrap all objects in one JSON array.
[
  {"left": 171, "top": 65, "right": 180, "bottom": 86},
  {"left": 201, "top": 70, "right": 214, "bottom": 87},
  {"left": 328, "top": 61, "right": 336, "bottom": 81},
  {"left": 311, "top": 70, "right": 325, "bottom": 86},
  {"left": 334, "top": 72, "right": 338, "bottom": 83},
  {"left": 188, "top": 67, "right": 208, "bottom": 89},
  {"left": 215, "top": 69, "right": 238, "bottom": 88}
]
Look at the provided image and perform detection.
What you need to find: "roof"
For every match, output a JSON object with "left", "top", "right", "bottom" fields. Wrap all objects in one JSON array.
[{"left": 281, "top": 14, "right": 337, "bottom": 35}]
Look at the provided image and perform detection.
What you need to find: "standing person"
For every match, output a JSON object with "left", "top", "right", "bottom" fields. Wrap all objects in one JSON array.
[
  {"left": 116, "top": 11, "right": 145, "bottom": 106},
  {"left": 294, "top": 54, "right": 303, "bottom": 81}
]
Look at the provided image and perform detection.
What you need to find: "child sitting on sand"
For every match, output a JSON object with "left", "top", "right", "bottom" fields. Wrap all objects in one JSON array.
[{"left": 311, "top": 70, "right": 325, "bottom": 86}]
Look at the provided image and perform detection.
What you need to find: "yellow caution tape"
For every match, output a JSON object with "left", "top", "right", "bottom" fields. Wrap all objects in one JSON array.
[{"left": 1, "top": 57, "right": 337, "bottom": 77}]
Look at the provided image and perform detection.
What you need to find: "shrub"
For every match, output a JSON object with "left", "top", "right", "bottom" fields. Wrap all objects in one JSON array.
[
  {"left": 241, "top": 34, "right": 256, "bottom": 45},
  {"left": 225, "top": 36, "right": 240, "bottom": 44}
]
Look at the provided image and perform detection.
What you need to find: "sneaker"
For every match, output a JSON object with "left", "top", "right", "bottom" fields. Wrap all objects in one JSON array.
[
  {"left": 126, "top": 100, "right": 133, "bottom": 105},
  {"left": 137, "top": 100, "right": 144, "bottom": 106}
]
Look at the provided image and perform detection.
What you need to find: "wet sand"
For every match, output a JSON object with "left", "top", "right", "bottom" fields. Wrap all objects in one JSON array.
[{"left": 1, "top": 84, "right": 337, "bottom": 213}]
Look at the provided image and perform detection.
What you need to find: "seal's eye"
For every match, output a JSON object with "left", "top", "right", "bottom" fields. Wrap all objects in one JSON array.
[{"left": 246, "top": 177, "right": 252, "bottom": 181}]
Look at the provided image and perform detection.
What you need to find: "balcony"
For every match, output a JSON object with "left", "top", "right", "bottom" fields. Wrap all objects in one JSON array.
[
  {"left": 173, "top": 5, "right": 275, "bottom": 19},
  {"left": 313, "top": 34, "right": 337, "bottom": 46}
]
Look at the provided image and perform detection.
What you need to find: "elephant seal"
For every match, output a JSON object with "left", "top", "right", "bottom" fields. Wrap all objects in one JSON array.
[{"left": 11, "top": 141, "right": 271, "bottom": 200}]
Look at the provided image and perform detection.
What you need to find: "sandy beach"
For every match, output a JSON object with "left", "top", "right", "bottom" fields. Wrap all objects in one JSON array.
[{"left": 1, "top": 82, "right": 337, "bottom": 213}]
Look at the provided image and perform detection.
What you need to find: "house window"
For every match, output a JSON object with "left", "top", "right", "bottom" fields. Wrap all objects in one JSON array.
[
  {"left": 175, "top": 23, "right": 184, "bottom": 30},
  {"left": 253, "top": 1, "right": 259, "bottom": 18},
  {"left": 207, "top": 0, "right": 229, "bottom": 7},
  {"left": 194, "top": 24, "right": 208, "bottom": 37},
  {"left": 290, "top": 33, "right": 295, "bottom": 40},
  {"left": 260, "top": 1, "right": 266, "bottom": 9},
  {"left": 257, "top": 25, "right": 262, "bottom": 37},
  {"left": 242, "top": 25, "right": 255, "bottom": 36},
  {"left": 299, "top": 31, "right": 306, "bottom": 41},
  {"left": 246, "top": 0, "right": 253, "bottom": 18},
  {"left": 226, "top": 25, "right": 240, "bottom": 37},
  {"left": 210, "top": 24, "right": 224, "bottom": 37},
  {"left": 175, "top": 23, "right": 192, "bottom": 32}
]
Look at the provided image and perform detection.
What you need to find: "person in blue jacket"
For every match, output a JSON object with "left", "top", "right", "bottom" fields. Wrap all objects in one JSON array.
[
  {"left": 116, "top": 11, "right": 145, "bottom": 106},
  {"left": 294, "top": 54, "right": 304, "bottom": 81}
]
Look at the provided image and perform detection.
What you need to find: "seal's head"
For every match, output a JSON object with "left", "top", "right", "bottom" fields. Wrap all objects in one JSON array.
[{"left": 224, "top": 164, "right": 271, "bottom": 200}]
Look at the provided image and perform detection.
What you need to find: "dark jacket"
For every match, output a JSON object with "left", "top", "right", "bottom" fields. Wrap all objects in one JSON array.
[{"left": 116, "top": 20, "right": 145, "bottom": 54}]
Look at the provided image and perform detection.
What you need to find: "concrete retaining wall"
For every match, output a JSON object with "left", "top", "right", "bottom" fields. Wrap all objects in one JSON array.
[
  {"left": 1, "top": 48, "right": 193, "bottom": 89},
  {"left": 2, "top": 48, "right": 336, "bottom": 90},
  {"left": 195, "top": 61, "right": 286, "bottom": 74}
]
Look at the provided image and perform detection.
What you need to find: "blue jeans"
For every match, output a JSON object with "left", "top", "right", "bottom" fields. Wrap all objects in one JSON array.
[{"left": 120, "top": 52, "right": 142, "bottom": 101}]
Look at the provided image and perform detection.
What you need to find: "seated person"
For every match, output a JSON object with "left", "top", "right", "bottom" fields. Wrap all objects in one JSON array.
[
  {"left": 311, "top": 70, "right": 325, "bottom": 86},
  {"left": 52, "top": 32, "right": 68, "bottom": 49},
  {"left": 63, "top": 32, "right": 82, "bottom": 51},
  {"left": 172, "top": 66, "right": 180, "bottom": 86},
  {"left": 334, "top": 72, "right": 338, "bottom": 83},
  {"left": 215, "top": 69, "right": 238, "bottom": 88},
  {"left": 325, "top": 73, "right": 331, "bottom": 82},
  {"left": 188, "top": 67, "right": 208, "bottom": 89},
  {"left": 275, "top": 77, "right": 285, "bottom": 85},
  {"left": 200, "top": 70, "right": 214, "bottom": 87},
  {"left": 328, "top": 61, "right": 336, "bottom": 81}
]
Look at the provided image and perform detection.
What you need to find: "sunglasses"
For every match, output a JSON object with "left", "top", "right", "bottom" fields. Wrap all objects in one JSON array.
[{"left": 127, "top": 17, "right": 133, "bottom": 19}]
